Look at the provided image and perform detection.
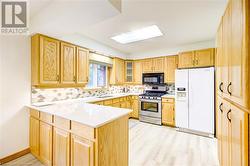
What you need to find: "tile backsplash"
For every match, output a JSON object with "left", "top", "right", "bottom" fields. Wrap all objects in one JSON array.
[{"left": 32, "top": 84, "right": 175, "bottom": 103}]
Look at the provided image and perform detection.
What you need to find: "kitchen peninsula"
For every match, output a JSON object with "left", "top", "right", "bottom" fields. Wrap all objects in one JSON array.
[{"left": 28, "top": 98, "right": 132, "bottom": 166}]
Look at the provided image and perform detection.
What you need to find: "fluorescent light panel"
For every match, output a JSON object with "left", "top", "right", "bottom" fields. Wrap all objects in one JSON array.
[{"left": 111, "top": 25, "right": 163, "bottom": 44}]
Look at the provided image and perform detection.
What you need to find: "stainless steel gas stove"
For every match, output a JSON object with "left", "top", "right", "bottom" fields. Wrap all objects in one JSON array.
[{"left": 139, "top": 86, "right": 168, "bottom": 125}]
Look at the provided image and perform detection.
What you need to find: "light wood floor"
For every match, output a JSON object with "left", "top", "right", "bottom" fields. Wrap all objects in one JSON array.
[{"left": 3, "top": 119, "right": 219, "bottom": 166}]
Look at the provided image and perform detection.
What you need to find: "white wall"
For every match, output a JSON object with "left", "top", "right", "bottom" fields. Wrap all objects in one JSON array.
[
  {"left": 0, "top": 36, "right": 31, "bottom": 158},
  {"left": 127, "top": 40, "right": 215, "bottom": 59}
]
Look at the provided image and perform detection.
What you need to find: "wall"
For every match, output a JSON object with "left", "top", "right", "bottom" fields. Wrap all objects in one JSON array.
[
  {"left": 0, "top": 36, "right": 31, "bottom": 158},
  {"left": 127, "top": 40, "right": 215, "bottom": 59}
]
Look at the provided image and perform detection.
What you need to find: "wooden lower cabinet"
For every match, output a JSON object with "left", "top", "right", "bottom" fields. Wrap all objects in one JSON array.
[
  {"left": 30, "top": 117, "right": 40, "bottom": 158},
  {"left": 217, "top": 96, "right": 249, "bottom": 166},
  {"left": 53, "top": 128, "right": 70, "bottom": 166},
  {"left": 30, "top": 109, "right": 129, "bottom": 166},
  {"left": 161, "top": 98, "right": 175, "bottom": 126},
  {"left": 39, "top": 121, "right": 53, "bottom": 166},
  {"left": 130, "top": 96, "right": 139, "bottom": 119},
  {"left": 71, "top": 134, "right": 94, "bottom": 166}
]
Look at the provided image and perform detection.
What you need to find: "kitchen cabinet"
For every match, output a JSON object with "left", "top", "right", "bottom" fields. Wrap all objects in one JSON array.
[
  {"left": 61, "top": 42, "right": 76, "bottom": 85},
  {"left": 71, "top": 134, "right": 94, "bottom": 166},
  {"left": 53, "top": 128, "right": 70, "bottom": 166},
  {"left": 32, "top": 35, "right": 60, "bottom": 86},
  {"left": 164, "top": 55, "right": 178, "bottom": 83},
  {"left": 216, "top": 0, "right": 250, "bottom": 109},
  {"left": 110, "top": 58, "right": 125, "bottom": 85},
  {"left": 216, "top": 22, "right": 223, "bottom": 97},
  {"left": 76, "top": 47, "right": 89, "bottom": 85},
  {"left": 178, "top": 49, "right": 214, "bottom": 69},
  {"left": 30, "top": 117, "right": 40, "bottom": 158},
  {"left": 217, "top": 96, "right": 249, "bottom": 166},
  {"left": 39, "top": 121, "right": 53, "bottom": 166},
  {"left": 125, "top": 61, "right": 133, "bottom": 83},
  {"left": 142, "top": 57, "right": 164, "bottom": 73},
  {"left": 31, "top": 34, "right": 90, "bottom": 87},
  {"left": 162, "top": 98, "right": 175, "bottom": 126},
  {"left": 133, "top": 60, "right": 142, "bottom": 84},
  {"left": 130, "top": 96, "right": 139, "bottom": 119}
]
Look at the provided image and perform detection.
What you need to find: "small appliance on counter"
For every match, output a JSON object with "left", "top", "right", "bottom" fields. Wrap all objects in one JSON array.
[{"left": 139, "top": 85, "right": 168, "bottom": 125}]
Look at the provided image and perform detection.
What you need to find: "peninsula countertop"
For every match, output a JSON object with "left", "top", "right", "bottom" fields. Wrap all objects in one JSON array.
[{"left": 27, "top": 93, "right": 141, "bottom": 128}]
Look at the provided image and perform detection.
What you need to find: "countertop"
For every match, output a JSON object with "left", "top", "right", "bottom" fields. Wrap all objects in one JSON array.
[
  {"left": 162, "top": 94, "right": 175, "bottom": 98},
  {"left": 27, "top": 93, "right": 141, "bottom": 128}
]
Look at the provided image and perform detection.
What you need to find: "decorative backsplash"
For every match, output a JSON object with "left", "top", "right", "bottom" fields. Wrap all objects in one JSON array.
[{"left": 32, "top": 84, "right": 175, "bottom": 103}]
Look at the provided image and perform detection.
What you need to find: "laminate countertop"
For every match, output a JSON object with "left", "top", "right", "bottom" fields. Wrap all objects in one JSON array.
[{"left": 27, "top": 93, "right": 141, "bottom": 128}]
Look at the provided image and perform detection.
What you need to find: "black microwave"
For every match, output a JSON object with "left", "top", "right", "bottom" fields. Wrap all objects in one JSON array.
[{"left": 142, "top": 73, "right": 164, "bottom": 85}]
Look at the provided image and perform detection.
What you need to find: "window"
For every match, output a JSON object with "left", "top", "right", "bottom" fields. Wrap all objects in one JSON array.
[{"left": 87, "top": 63, "right": 107, "bottom": 88}]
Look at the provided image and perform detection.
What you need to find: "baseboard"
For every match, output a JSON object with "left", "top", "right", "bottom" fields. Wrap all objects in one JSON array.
[{"left": 0, "top": 148, "right": 30, "bottom": 165}]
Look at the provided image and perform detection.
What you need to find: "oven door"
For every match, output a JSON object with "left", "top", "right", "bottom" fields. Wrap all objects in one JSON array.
[{"left": 139, "top": 99, "right": 162, "bottom": 118}]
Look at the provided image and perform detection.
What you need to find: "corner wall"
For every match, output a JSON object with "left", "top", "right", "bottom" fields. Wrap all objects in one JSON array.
[{"left": 0, "top": 36, "right": 31, "bottom": 158}]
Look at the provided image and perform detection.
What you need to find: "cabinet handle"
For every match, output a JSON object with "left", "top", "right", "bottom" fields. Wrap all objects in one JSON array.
[
  {"left": 219, "top": 82, "right": 223, "bottom": 92},
  {"left": 227, "top": 82, "right": 232, "bottom": 95},
  {"left": 219, "top": 103, "right": 223, "bottom": 113},
  {"left": 227, "top": 109, "right": 231, "bottom": 123},
  {"left": 73, "top": 76, "right": 76, "bottom": 82}
]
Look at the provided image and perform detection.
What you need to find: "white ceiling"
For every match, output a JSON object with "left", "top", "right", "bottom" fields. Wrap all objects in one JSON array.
[{"left": 30, "top": 0, "right": 227, "bottom": 56}]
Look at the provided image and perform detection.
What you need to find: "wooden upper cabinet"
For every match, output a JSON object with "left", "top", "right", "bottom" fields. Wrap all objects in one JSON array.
[
  {"left": 164, "top": 55, "right": 178, "bottom": 83},
  {"left": 32, "top": 35, "right": 60, "bottom": 86},
  {"left": 178, "top": 49, "right": 215, "bottom": 69},
  {"left": 194, "top": 48, "right": 215, "bottom": 67},
  {"left": 76, "top": 47, "right": 89, "bottom": 84},
  {"left": 216, "top": 22, "right": 223, "bottom": 97},
  {"left": 142, "top": 59, "right": 153, "bottom": 73},
  {"left": 133, "top": 60, "right": 142, "bottom": 84},
  {"left": 142, "top": 58, "right": 164, "bottom": 73},
  {"left": 125, "top": 61, "right": 133, "bottom": 83},
  {"left": 110, "top": 58, "right": 125, "bottom": 85},
  {"left": 32, "top": 34, "right": 90, "bottom": 87},
  {"left": 178, "top": 51, "right": 194, "bottom": 68},
  {"left": 71, "top": 134, "right": 94, "bottom": 166},
  {"left": 61, "top": 42, "right": 76, "bottom": 84},
  {"left": 152, "top": 57, "right": 164, "bottom": 72}
]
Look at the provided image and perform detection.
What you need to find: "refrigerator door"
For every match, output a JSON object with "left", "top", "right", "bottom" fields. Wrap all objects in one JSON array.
[
  {"left": 188, "top": 67, "right": 214, "bottom": 134},
  {"left": 175, "top": 69, "right": 189, "bottom": 129}
]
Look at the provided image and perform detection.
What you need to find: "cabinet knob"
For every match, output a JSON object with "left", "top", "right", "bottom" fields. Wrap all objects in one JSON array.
[
  {"left": 56, "top": 75, "right": 60, "bottom": 81},
  {"left": 73, "top": 76, "right": 76, "bottom": 82}
]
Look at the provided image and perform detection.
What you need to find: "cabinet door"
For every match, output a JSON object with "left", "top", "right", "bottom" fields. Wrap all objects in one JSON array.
[
  {"left": 131, "top": 99, "right": 139, "bottom": 119},
  {"left": 164, "top": 56, "right": 178, "bottom": 83},
  {"left": 216, "top": 22, "right": 224, "bottom": 97},
  {"left": 221, "top": 3, "right": 231, "bottom": 96},
  {"left": 230, "top": 105, "right": 248, "bottom": 166},
  {"left": 153, "top": 57, "right": 164, "bottom": 72},
  {"left": 117, "top": 59, "right": 125, "bottom": 84},
  {"left": 30, "top": 117, "right": 39, "bottom": 158},
  {"left": 76, "top": 47, "right": 89, "bottom": 85},
  {"left": 229, "top": 0, "right": 245, "bottom": 106},
  {"left": 142, "top": 59, "right": 153, "bottom": 73},
  {"left": 162, "top": 102, "right": 175, "bottom": 126},
  {"left": 40, "top": 121, "right": 53, "bottom": 166},
  {"left": 39, "top": 36, "right": 60, "bottom": 84},
  {"left": 194, "top": 48, "right": 214, "bottom": 67},
  {"left": 221, "top": 99, "right": 231, "bottom": 166},
  {"left": 53, "top": 128, "right": 70, "bottom": 166},
  {"left": 133, "top": 60, "right": 142, "bottom": 84},
  {"left": 178, "top": 51, "right": 194, "bottom": 68},
  {"left": 61, "top": 42, "right": 76, "bottom": 84},
  {"left": 216, "top": 96, "right": 223, "bottom": 165},
  {"left": 113, "top": 102, "right": 121, "bottom": 108},
  {"left": 125, "top": 61, "right": 133, "bottom": 83},
  {"left": 71, "top": 134, "right": 94, "bottom": 166}
]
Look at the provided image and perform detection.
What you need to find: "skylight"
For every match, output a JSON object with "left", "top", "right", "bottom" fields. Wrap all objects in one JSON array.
[{"left": 111, "top": 25, "right": 163, "bottom": 44}]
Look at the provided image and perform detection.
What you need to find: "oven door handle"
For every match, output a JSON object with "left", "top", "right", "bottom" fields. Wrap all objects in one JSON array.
[{"left": 139, "top": 99, "right": 161, "bottom": 103}]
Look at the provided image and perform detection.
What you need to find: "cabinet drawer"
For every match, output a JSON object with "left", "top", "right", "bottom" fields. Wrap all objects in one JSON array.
[
  {"left": 162, "top": 98, "right": 174, "bottom": 103},
  {"left": 103, "top": 100, "right": 112, "bottom": 105},
  {"left": 131, "top": 96, "right": 139, "bottom": 100},
  {"left": 54, "top": 116, "right": 70, "bottom": 130},
  {"left": 71, "top": 121, "right": 95, "bottom": 140},
  {"left": 40, "top": 112, "right": 53, "bottom": 123},
  {"left": 113, "top": 98, "right": 120, "bottom": 103},
  {"left": 30, "top": 109, "right": 40, "bottom": 119}
]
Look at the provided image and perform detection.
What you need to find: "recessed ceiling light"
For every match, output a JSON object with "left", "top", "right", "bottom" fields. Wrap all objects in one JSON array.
[{"left": 111, "top": 25, "right": 163, "bottom": 44}]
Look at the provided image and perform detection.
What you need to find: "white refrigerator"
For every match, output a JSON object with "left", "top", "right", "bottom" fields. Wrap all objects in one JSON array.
[{"left": 175, "top": 67, "right": 214, "bottom": 135}]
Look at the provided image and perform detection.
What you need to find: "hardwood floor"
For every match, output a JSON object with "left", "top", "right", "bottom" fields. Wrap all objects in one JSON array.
[{"left": 3, "top": 119, "right": 219, "bottom": 166}]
